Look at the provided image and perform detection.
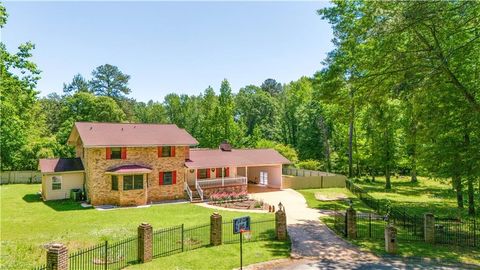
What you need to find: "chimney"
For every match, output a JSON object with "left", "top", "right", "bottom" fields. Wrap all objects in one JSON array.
[{"left": 219, "top": 140, "right": 232, "bottom": 152}]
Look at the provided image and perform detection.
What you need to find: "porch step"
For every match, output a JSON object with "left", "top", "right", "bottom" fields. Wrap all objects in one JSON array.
[{"left": 184, "top": 190, "right": 203, "bottom": 202}]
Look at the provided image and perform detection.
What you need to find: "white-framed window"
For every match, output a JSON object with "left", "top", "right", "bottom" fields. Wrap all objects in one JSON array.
[{"left": 52, "top": 176, "right": 62, "bottom": 190}]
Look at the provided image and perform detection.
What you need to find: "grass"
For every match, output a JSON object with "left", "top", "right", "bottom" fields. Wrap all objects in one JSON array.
[
  {"left": 0, "top": 184, "right": 285, "bottom": 270},
  {"left": 354, "top": 176, "right": 479, "bottom": 219},
  {"left": 296, "top": 177, "right": 480, "bottom": 266},
  {"left": 126, "top": 240, "right": 290, "bottom": 270},
  {"left": 351, "top": 238, "right": 480, "bottom": 266},
  {"left": 297, "top": 187, "right": 372, "bottom": 213}
]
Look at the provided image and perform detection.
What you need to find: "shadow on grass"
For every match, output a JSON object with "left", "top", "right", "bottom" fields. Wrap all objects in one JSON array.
[
  {"left": 22, "top": 194, "right": 88, "bottom": 211},
  {"left": 261, "top": 238, "right": 291, "bottom": 257}
]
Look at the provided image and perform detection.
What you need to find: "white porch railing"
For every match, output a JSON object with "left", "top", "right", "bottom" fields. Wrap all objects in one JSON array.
[
  {"left": 195, "top": 181, "right": 204, "bottom": 201},
  {"left": 196, "top": 177, "right": 247, "bottom": 189},
  {"left": 184, "top": 182, "right": 193, "bottom": 202}
]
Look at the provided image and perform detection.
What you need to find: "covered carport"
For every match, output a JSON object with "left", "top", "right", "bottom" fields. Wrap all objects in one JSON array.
[{"left": 237, "top": 164, "right": 283, "bottom": 189}]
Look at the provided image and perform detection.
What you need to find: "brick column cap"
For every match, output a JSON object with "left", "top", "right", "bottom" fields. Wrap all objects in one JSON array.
[{"left": 48, "top": 243, "right": 67, "bottom": 251}]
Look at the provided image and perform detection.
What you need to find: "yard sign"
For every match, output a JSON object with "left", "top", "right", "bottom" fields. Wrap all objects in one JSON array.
[{"left": 233, "top": 216, "right": 251, "bottom": 234}]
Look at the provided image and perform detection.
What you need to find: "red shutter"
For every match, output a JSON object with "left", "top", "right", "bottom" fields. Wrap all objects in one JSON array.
[
  {"left": 197, "top": 169, "right": 200, "bottom": 179},
  {"left": 206, "top": 168, "right": 210, "bottom": 178},
  {"left": 106, "top": 148, "right": 111, "bottom": 159},
  {"left": 158, "top": 147, "right": 161, "bottom": 158},
  {"left": 171, "top": 146, "right": 176, "bottom": 157},
  {"left": 159, "top": 172, "right": 164, "bottom": 185},
  {"left": 172, "top": 171, "right": 177, "bottom": 184},
  {"left": 121, "top": 147, "right": 127, "bottom": 159},
  {"left": 225, "top": 167, "right": 230, "bottom": 177},
  {"left": 216, "top": 168, "right": 221, "bottom": 178}
]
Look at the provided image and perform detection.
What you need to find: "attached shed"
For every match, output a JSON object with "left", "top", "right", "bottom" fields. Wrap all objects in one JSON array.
[{"left": 38, "top": 158, "right": 85, "bottom": 201}]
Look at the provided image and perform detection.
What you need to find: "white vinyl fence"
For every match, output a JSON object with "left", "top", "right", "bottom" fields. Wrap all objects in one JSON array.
[{"left": 0, "top": 171, "right": 42, "bottom": 184}]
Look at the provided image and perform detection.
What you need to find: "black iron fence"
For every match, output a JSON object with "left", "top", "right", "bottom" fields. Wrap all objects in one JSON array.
[
  {"left": 435, "top": 218, "right": 478, "bottom": 247},
  {"left": 345, "top": 179, "right": 479, "bottom": 247},
  {"left": 32, "top": 217, "right": 277, "bottom": 270},
  {"left": 222, "top": 218, "right": 276, "bottom": 244},
  {"left": 356, "top": 212, "right": 385, "bottom": 239}
]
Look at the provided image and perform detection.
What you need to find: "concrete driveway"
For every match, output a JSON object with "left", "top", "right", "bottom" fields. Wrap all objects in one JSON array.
[{"left": 248, "top": 188, "right": 475, "bottom": 270}]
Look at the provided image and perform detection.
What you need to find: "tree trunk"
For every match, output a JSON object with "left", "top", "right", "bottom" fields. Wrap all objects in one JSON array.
[
  {"left": 318, "top": 115, "right": 331, "bottom": 172},
  {"left": 411, "top": 156, "right": 418, "bottom": 183},
  {"left": 385, "top": 164, "right": 391, "bottom": 190},
  {"left": 410, "top": 141, "right": 418, "bottom": 183},
  {"left": 453, "top": 175, "right": 464, "bottom": 209},
  {"left": 467, "top": 177, "right": 475, "bottom": 216},
  {"left": 348, "top": 105, "right": 354, "bottom": 178}
]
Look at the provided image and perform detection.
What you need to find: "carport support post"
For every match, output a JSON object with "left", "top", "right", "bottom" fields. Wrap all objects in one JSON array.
[
  {"left": 210, "top": 212, "right": 222, "bottom": 246},
  {"left": 424, "top": 213, "right": 435, "bottom": 244},
  {"left": 138, "top": 222, "right": 153, "bottom": 263},
  {"left": 46, "top": 243, "right": 68, "bottom": 270},
  {"left": 275, "top": 203, "right": 287, "bottom": 240},
  {"left": 346, "top": 207, "right": 357, "bottom": 239}
]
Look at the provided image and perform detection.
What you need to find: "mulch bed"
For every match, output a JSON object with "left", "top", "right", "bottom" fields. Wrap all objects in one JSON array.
[{"left": 209, "top": 199, "right": 272, "bottom": 211}]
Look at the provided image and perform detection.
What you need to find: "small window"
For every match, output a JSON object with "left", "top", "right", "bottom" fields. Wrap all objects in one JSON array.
[
  {"left": 52, "top": 176, "right": 62, "bottom": 190},
  {"left": 123, "top": 175, "right": 143, "bottom": 190},
  {"left": 198, "top": 169, "right": 208, "bottom": 179},
  {"left": 111, "top": 175, "right": 118, "bottom": 190},
  {"left": 163, "top": 172, "right": 173, "bottom": 185},
  {"left": 111, "top": 147, "right": 122, "bottom": 159},
  {"left": 162, "top": 146, "right": 172, "bottom": 157}
]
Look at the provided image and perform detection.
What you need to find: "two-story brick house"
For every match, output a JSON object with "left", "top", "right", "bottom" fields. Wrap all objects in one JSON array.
[{"left": 39, "top": 122, "right": 290, "bottom": 206}]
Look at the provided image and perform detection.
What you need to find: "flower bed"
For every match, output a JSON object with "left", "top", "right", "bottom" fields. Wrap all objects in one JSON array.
[{"left": 208, "top": 191, "right": 273, "bottom": 211}]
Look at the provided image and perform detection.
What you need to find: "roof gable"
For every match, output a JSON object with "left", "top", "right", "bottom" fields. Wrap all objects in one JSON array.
[{"left": 68, "top": 122, "right": 199, "bottom": 147}]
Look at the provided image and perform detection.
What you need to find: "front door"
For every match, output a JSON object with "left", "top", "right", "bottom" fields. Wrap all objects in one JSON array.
[{"left": 259, "top": 171, "right": 268, "bottom": 185}]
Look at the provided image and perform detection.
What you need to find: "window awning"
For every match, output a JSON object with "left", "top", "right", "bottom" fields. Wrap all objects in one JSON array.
[{"left": 106, "top": 164, "right": 152, "bottom": 174}]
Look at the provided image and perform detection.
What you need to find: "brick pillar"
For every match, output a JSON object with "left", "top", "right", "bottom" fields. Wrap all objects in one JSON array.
[
  {"left": 346, "top": 207, "right": 357, "bottom": 239},
  {"left": 138, "top": 222, "right": 153, "bottom": 263},
  {"left": 46, "top": 243, "right": 68, "bottom": 270},
  {"left": 210, "top": 212, "right": 222, "bottom": 246},
  {"left": 384, "top": 224, "right": 397, "bottom": 254},
  {"left": 275, "top": 203, "right": 287, "bottom": 241},
  {"left": 424, "top": 213, "right": 435, "bottom": 244}
]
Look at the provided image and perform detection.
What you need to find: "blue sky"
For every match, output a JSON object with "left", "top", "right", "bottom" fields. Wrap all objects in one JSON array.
[{"left": 2, "top": 1, "right": 333, "bottom": 102}]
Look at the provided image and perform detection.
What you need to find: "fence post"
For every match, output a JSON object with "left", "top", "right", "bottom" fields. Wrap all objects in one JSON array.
[
  {"left": 275, "top": 203, "right": 287, "bottom": 241},
  {"left": 346, "top": 207, "right": 357, "bottom": 239},
  {"left": 181, "top": 224, "right": 185, "bottom": 252},
  {"left": 384, "top": 224, "right": 397, "bottom": 254},
  {"left": 424, "top": 213, "right": 435, "bottom": 244},
  {"left": 137, "top": 222, "right": 153, "bottom": 263},
  {"left": 46, "top": 243, "right": 68, "bottom": 270},
  {"left": 210, "top": 212, "right": 222, "bottom": 246},
  {"left": 104, "top": 241, "right": 108, "bottom": 270}
]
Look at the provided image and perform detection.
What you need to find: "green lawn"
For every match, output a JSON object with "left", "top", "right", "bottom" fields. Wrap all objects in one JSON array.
[
  {"left": 0, "top": 184, "right": 285, "bottom": 270},
  {"left": 127, "top": 240, "right": 290, "bottom": 270},
  {"left": 354, "top": 176, "right": 479, "bottom": 219},
  {"left": 296, "top": 179, "right": 480, "bottom": 266},
  {"left": 297, "top": 187, "right": 372, "bottom": 213}
]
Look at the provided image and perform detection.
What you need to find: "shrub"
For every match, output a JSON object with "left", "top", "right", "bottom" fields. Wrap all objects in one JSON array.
[{"left": 296, "top": 159, "right": 322, "bottom": 170}]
